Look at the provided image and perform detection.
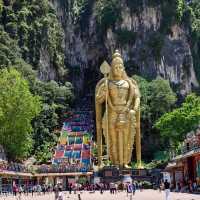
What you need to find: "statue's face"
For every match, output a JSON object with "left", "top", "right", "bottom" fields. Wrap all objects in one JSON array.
[{"left": 112, "top": 60, "right": 124, "bottom": 79}]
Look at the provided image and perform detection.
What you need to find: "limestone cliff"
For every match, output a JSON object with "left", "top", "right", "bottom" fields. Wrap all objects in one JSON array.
[{"left": 51, "top": 0, "right": 199, "bottom": 96}]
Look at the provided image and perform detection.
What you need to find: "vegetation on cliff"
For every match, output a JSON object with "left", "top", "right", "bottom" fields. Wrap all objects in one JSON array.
[
  {"left": 0, "top": 0, "right": 73, "bottom": 162},
  {"left": 1, "top": 0, "right": 65, "bottom": 74}
]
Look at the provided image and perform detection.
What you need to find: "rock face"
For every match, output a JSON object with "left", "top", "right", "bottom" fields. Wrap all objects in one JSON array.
[
  {"left": 51, "top": 0, "right": 199, "bottom": 96},
  {"left": 38, "top": 48, "right": 58, "bottom": 81}
]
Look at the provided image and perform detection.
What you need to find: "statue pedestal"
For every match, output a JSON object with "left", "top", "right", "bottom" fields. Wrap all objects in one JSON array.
[
  {"left": 100, "top": 166, "right": 120, "bottom": 183},
  {"left": 97, "top": 166, "right": 150, "bottom": 183},
  {"left": 121, "top": 169, "right": 132, "bottom": 175}
]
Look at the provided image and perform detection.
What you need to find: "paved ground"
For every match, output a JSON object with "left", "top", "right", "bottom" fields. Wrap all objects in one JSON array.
[{"left": 0, "top": 190, "right": 199, "bottom": 200}]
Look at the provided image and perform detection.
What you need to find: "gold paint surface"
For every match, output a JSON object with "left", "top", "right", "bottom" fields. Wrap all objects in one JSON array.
[{"left": 95, "top": 50, "right": 142, "bottom": 168}]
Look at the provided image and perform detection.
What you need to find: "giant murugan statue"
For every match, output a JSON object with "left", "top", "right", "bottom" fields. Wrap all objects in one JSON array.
[{"left": 95, "top": 50, "right": 142, "bottom": 168}]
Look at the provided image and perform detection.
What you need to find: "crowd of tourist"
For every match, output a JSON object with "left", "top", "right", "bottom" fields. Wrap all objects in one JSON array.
[
  {"left": 1, "top": 179, "right": 200, "bottom": 200},
  {"left": 1, "top": 181, "right": 145, "bottom": 199},
  {"left": 12, "top": 183, "right": 55, "bottom": 196},
  {"left": 171, "top": 179, "right": 200, "bottom": 193}
]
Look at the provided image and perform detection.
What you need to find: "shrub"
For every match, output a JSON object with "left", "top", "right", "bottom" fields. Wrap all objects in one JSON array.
[{"left": 96, "top": 0, "right": 121, "bottom": 30}]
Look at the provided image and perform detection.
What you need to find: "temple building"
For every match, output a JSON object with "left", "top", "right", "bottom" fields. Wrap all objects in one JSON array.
[{"left": 165, "top": 126, "right": 200, "bottom": 187}]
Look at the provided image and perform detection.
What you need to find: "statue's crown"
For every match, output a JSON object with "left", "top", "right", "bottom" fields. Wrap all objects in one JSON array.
[
  {"left": 112, "top": 50, "right": 124, "bottom": 65},
  {"left": 112, "top": 50, "right": 122, "bottom": 60}
]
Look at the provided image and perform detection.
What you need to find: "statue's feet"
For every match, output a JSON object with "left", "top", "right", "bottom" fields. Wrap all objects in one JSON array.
[
  {"left": 98, "top": 163, "right": 105, "bottom": 170},
  {"left": 137, "top": 163, "right": 144, "bottom": 169},
  {"left": 124, "top": 164, "right": 131, "bottom": 169}
]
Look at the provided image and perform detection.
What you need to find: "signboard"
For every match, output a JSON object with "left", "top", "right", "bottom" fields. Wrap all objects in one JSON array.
[
  {"left": 122, "top": 169, "right": 131, "bottom": 175},
  {"left": 104, "top": 171, "right": 112, "bottom": 177}
]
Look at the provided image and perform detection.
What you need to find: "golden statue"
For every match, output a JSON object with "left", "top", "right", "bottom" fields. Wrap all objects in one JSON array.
[{"left": 95, "top": 50, "right": 142, "bottom": 168}]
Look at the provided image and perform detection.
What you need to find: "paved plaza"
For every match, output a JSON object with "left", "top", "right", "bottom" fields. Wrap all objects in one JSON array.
[{"left": 0, "top": 190, "right": 199, "bottom": 200}]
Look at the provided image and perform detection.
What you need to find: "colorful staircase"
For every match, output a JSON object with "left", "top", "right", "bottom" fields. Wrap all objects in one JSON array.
[{"left": 52, "top": 111, "right": 94, "bottom": 172}]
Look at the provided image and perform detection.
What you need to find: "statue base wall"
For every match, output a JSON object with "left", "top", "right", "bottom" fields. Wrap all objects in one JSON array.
[{"left": 94, "top": 166, "right": 151, "bottom": 184}]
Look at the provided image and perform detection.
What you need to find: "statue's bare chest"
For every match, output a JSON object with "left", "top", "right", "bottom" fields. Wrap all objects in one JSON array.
[{"left": 108, "top": 80, "right": 129, "bottom": 104}]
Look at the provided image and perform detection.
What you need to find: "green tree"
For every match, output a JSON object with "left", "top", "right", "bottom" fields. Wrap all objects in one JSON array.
[
  {"left": 149, "top": 77, "right": 177, "bottom": 121},
  {"left": 34, "top": 141, "right": 55, "bottom": 164},
  {"left": 133, "top": 75, "right": 177, "bottom": 123},
  {"left": 0, "top": 68, "right": 41, "bottom": 160},
  {"left": 96, "top": 0, "right": 121, "bottom": 30},
  {"left": 12, "top": 61, "right": 73, "bottom": 163},
  {"left": 132, "top": 75, "right": 177, "bottom": 161},
  {"left": 155, "top": 94, "right": 200, "bottom": 146},
  {"left": 31, "top": 80, "right": 73, "bottom": 162}
]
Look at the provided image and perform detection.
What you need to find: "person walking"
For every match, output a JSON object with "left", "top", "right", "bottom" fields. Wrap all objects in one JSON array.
[
  {"left": 159, "top": 181, "right": 164, "bottom": 192},
  {"left": 19, "top": 185, "right": 23, "bottom": 196},
  {"left": 54, "top": 184, "right": 59, "bottom": 200},
  {"left": 132, "top": 182, "right": 136, "bottom": 195},
  {"left": 13, "top": 183, "right": 18, "bottom": 196},
  {"left": 126, "top": 183, "right": 133, "bottom": 199},
  {"left": 164, "top": 179, "right": 170, "bottom": 200},
  {"left": 114, "top": 183, "right": 118, "bottom": 194},
  {"left": 69, "top": 183, "right": 72, "bottom": 194},
  {"left": 58, "top": 192, "right": 63, "bottom": 200},
  {"left": 110, "top": 182, "right": 115, "bottom": 194},
  {"left": 100, "top": 183, "right": 104, "bottom": 194},
  {"left": 127, "top": 183, "right": 133, "bottom": 193}
]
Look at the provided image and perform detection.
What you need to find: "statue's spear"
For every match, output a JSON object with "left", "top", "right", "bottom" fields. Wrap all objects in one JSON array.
[{"left": 100, "top": 61, "right": 111, "bottom": 162}]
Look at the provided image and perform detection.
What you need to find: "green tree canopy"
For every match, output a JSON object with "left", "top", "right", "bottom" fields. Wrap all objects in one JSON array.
[
  {"left": 30, "top": 80, "right": 73, "bottom": 164},
  {"left": 0, "top": 68, "right": 41, "bottom": 161},
  {"left": 155, "top": 93, "right": 200, "bottom": 146},
  {"left": 149, "top": 77, "right": 177, "bottom": 121},
  {"left": 133, "top": 75, "right": 177, "bottom": 123},
  {"left": 132, "top": 75, "right": 177, "bottom": 161},
  {"left": 7, "top": 62, "right": 73, "bottom": 163}
]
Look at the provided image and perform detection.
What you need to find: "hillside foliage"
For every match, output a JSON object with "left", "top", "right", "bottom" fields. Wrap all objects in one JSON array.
[
  {"left": 0, "top": 69, "right": 41, "bottom": 161},
  {"left": 0, "top": 0, "right": 73, "bottom": 162}
]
